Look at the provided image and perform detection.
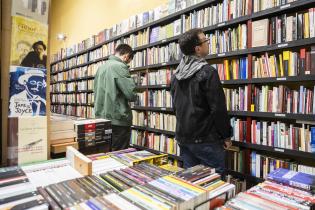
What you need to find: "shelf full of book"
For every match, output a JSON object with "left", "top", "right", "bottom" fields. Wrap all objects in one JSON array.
[{"left": 50, "top": 0, "right": 315, "bottom": 182}]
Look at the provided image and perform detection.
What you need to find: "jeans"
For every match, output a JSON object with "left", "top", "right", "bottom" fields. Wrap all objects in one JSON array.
[
  {"left": 111, "top": 125, "right": 131, "bottom": 151},
  {"left": 179, "top": 141, "right": 226, "bottom": 174}
]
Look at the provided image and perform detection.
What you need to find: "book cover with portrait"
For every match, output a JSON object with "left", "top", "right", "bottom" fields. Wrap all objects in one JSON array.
[
  {"left": 10, "top": 16, "right": 48, "bottom": 68},
  {"left": 9, "top": 66, "right": 46, "bottom": 117}
]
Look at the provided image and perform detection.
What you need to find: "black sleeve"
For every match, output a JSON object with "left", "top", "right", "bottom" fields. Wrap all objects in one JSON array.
[
  {"left": 21, "top": 53, "right": 33, "bottom": 67},
  {"left": 204, "top": 66, "right": 232, "bottom": 140}
]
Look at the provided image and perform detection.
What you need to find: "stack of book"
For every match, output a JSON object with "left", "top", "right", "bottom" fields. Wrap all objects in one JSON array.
[
  {"left": 109, "top": 149, "right": 167, "bottom": 166},
  {"left": 221, "top": 168, "right": 315, "bottom": 209},
  {"left": 50, "top": 114, "right": 78, "bottom": 155},
  {"left": 99, "top": 162, "right": 172, "bottom": 192},
  {"left": 175, "top": 165, "right": 236, "bottom": 201},
  {"left": 74, "top": 119, "right": 112, "bottom": 151},
  {"left": 0, "top": 166, "right": 49, "bottom": 209},
  {"left": 87, "top": 153, "right": 127, "bottom": 175}
]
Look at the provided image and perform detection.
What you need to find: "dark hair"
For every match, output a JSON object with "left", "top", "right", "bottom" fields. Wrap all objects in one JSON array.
[
  {"left": 115, "top": 44, "right": 134, "bottom": 59},
  {"left": 32, "top": 41, "right": 46, "bottom": 51},
  {"left": 178, "top": 28, "right": 204, "bottom": 55}
]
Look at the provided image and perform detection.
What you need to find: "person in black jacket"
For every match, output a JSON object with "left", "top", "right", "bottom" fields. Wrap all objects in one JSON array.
[
  {"left": 21, "top": 41, "right": 47, "bottom": 69},
  {"left": 170, "top": 28, "right": 232, "bottom": 173}
]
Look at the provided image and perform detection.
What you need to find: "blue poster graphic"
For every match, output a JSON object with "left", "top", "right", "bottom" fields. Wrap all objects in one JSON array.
[{"left": 9, "top": 66, "right": 46, "bottom": 116}]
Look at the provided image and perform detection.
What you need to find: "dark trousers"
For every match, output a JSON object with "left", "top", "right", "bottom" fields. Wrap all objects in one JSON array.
[
  {"left": 179, "top": 141, "right": 226, "bottom": 174},
  {"left": 111, "top": 125, "right": 131, "bottom": 151}
]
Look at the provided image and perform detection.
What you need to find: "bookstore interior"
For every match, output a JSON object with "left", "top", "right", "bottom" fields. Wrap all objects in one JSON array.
[{"left": 0, "top": 0, "right": 315, "bottom": 209}]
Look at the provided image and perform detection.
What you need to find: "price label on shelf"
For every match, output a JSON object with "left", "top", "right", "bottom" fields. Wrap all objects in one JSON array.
[
  {"left": 275, "top": 113, "right": 286, "bottom": 117},
  {"left": 161, "top": 108, "right": 166, "bottom": 111},
  {"left": 280, "top": 4, "right": 290, "bottom": 9},
  {"left": 218, "top": 53, "right": 226, "bottom": 57},
  {"left": 162, "top": 62, "right": 167, "bottom": 66},
  {"left": 162, "top": 39, "right": 167, "bottom": 43},
  {"left": 274, "top": 148, "right": 285, "bottom": 152},
  {"left": 278, "top": 43, "right": 288, "bottom": 48},
  {"left": 218, "top": 22, "right": 226, "bottom": 27},
  {"left": 276, "top": 77, "right": 287, "bottom": 81},
  {"left": 130, "top": 68, "right": 134, "bottom": 71},
  {"left": 221, "top": 81, "right": 225, "bottom": 84},
  {"left": 162, "top": 84, "right": 167, "bottom": 87}
]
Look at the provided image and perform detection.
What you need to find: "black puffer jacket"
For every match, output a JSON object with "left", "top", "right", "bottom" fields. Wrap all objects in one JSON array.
[{"left": 170, "top": 64, "right": 232, "bottom": 144}]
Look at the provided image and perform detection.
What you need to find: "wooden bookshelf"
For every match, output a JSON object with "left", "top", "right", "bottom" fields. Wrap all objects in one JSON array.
[{"left": 50, "top": 0, "right": 315, "bottom": 180}]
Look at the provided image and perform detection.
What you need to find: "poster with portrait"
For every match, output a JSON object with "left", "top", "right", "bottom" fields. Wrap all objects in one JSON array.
[
  {"left": 9, "top": 66, "right": 46, "bottom": 117},
  {"left": 10, "top": 16, "right": 48, "bottom": 68},
  {"left": 12, "top": 0, "right": 49, "bottom": 24}
]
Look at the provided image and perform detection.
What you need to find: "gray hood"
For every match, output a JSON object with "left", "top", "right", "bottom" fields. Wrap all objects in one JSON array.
[{"left": 175, "top": 55, "right": 208, "bottom": 80}]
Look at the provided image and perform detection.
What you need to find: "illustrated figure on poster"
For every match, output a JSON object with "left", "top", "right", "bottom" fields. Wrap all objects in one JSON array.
[
  {"left": 9, "top": 67, "right": 46, "bottom": 116},
  {"left": 21, "top": 40, "right": 47, "bottom": 69}
]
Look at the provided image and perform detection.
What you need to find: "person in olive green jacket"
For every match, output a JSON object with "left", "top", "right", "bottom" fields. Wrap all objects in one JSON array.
[{"left": 94, "top": 44, "right": 137, "bottom": 151}]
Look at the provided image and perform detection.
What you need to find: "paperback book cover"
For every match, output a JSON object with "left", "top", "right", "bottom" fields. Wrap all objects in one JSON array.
[
  {"left": 9, "top": 66, "right": 46, "bottom": 117},
  {"left": 267, "top": 168, "right": 315, "bottom": 193}
]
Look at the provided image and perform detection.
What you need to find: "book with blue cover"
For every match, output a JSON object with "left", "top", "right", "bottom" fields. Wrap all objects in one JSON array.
[{"left": 267, "top": 168, "right": 315, "bottom": 193}]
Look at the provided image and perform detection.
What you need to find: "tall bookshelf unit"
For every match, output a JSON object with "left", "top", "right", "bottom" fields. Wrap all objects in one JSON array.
[{"left": 50, "top": 0, "right": 315, "bottom": 182}]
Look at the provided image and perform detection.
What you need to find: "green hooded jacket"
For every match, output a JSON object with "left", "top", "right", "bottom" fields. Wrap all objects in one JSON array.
[{"left": 94, "top": 55, "right": 137, "bottom": 126}]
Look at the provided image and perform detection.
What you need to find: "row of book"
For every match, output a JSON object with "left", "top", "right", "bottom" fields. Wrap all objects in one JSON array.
[
  {"left": 224, "top": 85, "right": 315, "bottom": 114},
  {"left": 252, "top": 9, "right": 315, "bottom": 47},
  {"left": 50, "top": 80, "right": 94, "bottom": 93},
  {"left": 152, "top": 0, "right": 250, "bottom": 45},
  {"left": 226, "top": 150, "right": 315, "bottom": 180},
  {"left": 130, "top": 42, "right": 181, "bottom": 68},
  {"left": 123, "top": 28, "right": 150, "bottom": 48},
  {"left": 215, "top": 47, "right": 315, "bottom": 81},
  {"left": 51, "top": 61, "right": 104, "bottom": 82},
  {"left": 208, "top": 24, "right": 247, "bottom": 54},
  {"left": 131, "top": 68, "right": 174, "bottom": 86},
  {"left": 132, "top": 111, "right": 146, "bottom": 127},
  {"left": 51, "top": 105, "right": 94, "bottom": 118},
  {"left": 130, "top": 130, "right": 180, "bottom": 156},
  {"left": 251, "top": 85, "right": 315, "bottom": 114},
  {"left": 51, "top": 0, "right": 305, "bottom": 63},
  {"left": 252, "top": 47, "right": 315, "bottom": 78},
  {"left": 131, "top": 111, "right": 176, "bottom": 132},
  {"left": 50, "top": 93, "right": 94, "bottom": 104},
  {"left": 148, "top": 111, "right": 176, "bottom": 132},
  {"left": 253, "top": 0, "right": 299, "bottom": 13},
  {"left": 50, "top": 0, "right": 206, "bottom": 62},
  {"left": 148, "top": 90, "right": 173, "bottom": 108},
  {"left": 133, "top": 92, "right": 147, "bottom": 107},
  {"left": 148, "top": 68, "right": 174, "bottom": 85},
  {"left": 221, "top": 168, "right": 315, "bottom": 210},
  {"left": 215, "top": 57, "right": 249, "bottom": 81},
  {"left": 231, "top": 117, "right": 315, "bottom": 152}
]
